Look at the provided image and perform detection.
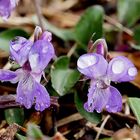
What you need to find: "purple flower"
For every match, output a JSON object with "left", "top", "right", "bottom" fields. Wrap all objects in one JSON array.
[
  {"left": 0, "top": 0, "right": 19, "bottom": 19},
  {"left": 0, "top": 27, "right": 55, "bottom": 111},
  {"left": 77, "top": 53, "right": 137, "bottom": 113}
]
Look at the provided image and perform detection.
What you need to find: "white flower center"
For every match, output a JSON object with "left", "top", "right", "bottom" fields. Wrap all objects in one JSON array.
[
  {"left": 96, "top": 77, "right": 110, "bottom": 89},
  {"left": 42, "top": 45, "right": 48, "bottom": 53},
  {"left": 29, "top": 53, "right": 39, "bottom": 69},
  {"left": 77, "top": 55, "right": 97, "bottom": 69},
  {"left": 112, "top": 60, "right": 124, "bottom": 74},
  {"left": 128, "top": 67, "right": 137, "bottom": 76},
  {"left": 12, "top": 44, "right": 22, "bottom": 51},
  {"left": 22, "top": 73, "right": 33, "bottom": 92}
]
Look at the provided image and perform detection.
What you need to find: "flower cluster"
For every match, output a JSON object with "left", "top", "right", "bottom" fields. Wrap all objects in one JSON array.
[
  {"left": 77, "top": 39, "right": 137, "bottom": 113},
  {"left": 0, "top": 0, "right": 19, "bottom": 19},
  {"left": 0, "top": 26, "right": 55, "bottom": 111}
]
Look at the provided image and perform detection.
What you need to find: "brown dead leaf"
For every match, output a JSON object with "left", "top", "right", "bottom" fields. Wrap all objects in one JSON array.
[
  {"left": 45, "top": 0, "right": 78, "bottom": 12},
  {"left": 52, "top": 132, "right": 67, "bottom": 140},
  {"left": 0, "top": 50, "right": 9, "bottom": 58},
  {"left": 113, "top": 128, "right": 139, "bottom": 140},
  {"left": 128, "top": 52, "right": 140, "bottom": 70},
  {"left": 0, "top": 123, "right": 19, "bottom": 140}
]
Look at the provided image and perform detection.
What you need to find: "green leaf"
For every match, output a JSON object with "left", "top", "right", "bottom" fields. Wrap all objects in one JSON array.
[
  {"left": 128, "top": 97, "right": 140, "bottom": 125},
  {"left": 74, "top": 92, "right": 102, "bottom": 124},
  {"left": 118, "top": 0, "right": 140, "bottom": 27},
  {"left": 99, "top": 138, "right": 112, "bottom": 140},
  {"left": 53, "top": 56, "right": 69, "bottom": 69},
  {"left": 16, "top": 134, "right": 26, "bottom": 140},
  {"left": 51, "top": 56, "right": 80, "bottom": 96},
  {"left": 0, "top": 28, "right": 29, "bottom": 52},
  {"left": 4, "top": 108, "right": 24, "bottom": 125},
  {"left": 74, "top": 6, "right": 104, "bottom": 47},
  {"left": 27, "top": 123, "right": 43, "bottom": 139},
  {"left": 32, "top": 16, "right": 75, "bottom": 41},
  {"left": 133, "top": 25, "right": 140, "bottom": 44}
]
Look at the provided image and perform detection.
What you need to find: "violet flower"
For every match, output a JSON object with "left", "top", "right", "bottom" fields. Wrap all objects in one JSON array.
[
  {"left": 77, "top": 42, "right": 137, "bottom": 113},
  {"left": 0, "top": 0, "right": 19, "bottom": 19},
  {"left": 0, "top": 26, "right": 55, "bottom": 111}
]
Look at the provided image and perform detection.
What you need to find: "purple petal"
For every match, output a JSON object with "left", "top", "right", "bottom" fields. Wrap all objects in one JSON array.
[
  {"left": 106, "top": 86, "right": 122, "bottom": 113},
  {"left": 0, "top": 69, "right": 17, "bottom": 82},
  {"left": 107, "top": 56, "right": 137, "bottom": 82},
  {"left": 16, "top": 75, "right": 34, "bottom": 109},
  {"left": 34, "top": 82, "right": 50, "bottom": 111},
  {"left": 11, "top": 68, "right": 24, "bottom": 83},
  {"left": 29, "top": 40, "right": 55, "bottom": 73},
  {"left": 0, "top": 0, "right": 18, "bottom": 19},
  {"left": 94, "top": 88, "right": 111, "bottom": 113},
  {"left": 84, "top": 81, "right": 96, "bottom": 112},
  {"left": 77, "top": 53, "right": 108, "bottom": 79},
  {"left": 10, "top": 36, "right": 33, "bottom": 66},
  {"left": 10, "top": 0, "right": 19, "bottom": 9},
  {"left": 84, "top": 81, "right": 110, "bottom": 113},
  {"left": 16, "top": 71, "right": 50, "bottom": 111}
]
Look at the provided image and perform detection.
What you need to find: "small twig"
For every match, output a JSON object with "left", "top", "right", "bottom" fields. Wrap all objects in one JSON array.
[
  {"left": 0, "top": 95, "right": 59, "bottom": 109},
  {"left": 67, "top": 43, "right": 77, "bottom": 58},
  {"left": 104, "top": 15, "right": 133, "bottom": 36},
  {"left": 110, "top": 112, "right": 137, "bottom": 122},
  {"left": 57, "top": 113, "right": 83, "bottom": 127},
  {"left": 33, "top": 0, "right": 44, "bottom": 30},
  {"left": 3, "top": 62, "right": 12, "bottom": 70},
  {"left": 86, "top": 122, "right": 114, "bottom": 137},
  {"left": 52, "top": 132, "right": 68, "bottom": 140},
  {"left": 15, "top": 124, "right": 27, "bottom": 133},
  {"left": 74, "top": 128, "right": 86, "bottom": 139},
  {"left": 125, "top": 102, "right": 130, "bottom": 115},
  {"left": 95, "top": 115, "right": 110, "bottom": 140},
  {"left": 0, "top": 121, "right": 6, "bottom": 129}
]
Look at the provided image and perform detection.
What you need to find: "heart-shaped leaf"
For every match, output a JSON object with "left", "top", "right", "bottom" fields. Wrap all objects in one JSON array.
[
  {"left": 74, "top": 6, "right": 104, "bottom": 47},
  {"left": 128, "top": 97, "right": 140, "bottom": 125},
  {"left": 118, "top": 0, "right": 140, "bottom": 27},
  {"left": 16, "top": 134, "right": 26, "bottom": 140},
  {"left": 4, "top": 108, "right": 24, "bottom": 125},
  {"left": 75, "top": 92, "right": 102, "bottom": 124},
  {"left": 51, "top": 56, "right": 80, "bottom": 96},
  {"left": 27, "top": 123, "right": 43, "bottom": 139}
]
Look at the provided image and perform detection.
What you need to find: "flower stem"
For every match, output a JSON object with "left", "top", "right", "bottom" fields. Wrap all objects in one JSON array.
[
  {"left": 33, "top": 0, "right": 44, "bottom": 30},
  {"left": 67, "top": 43, "right": 77, "bottom": 58},
  {"left": 104, "top": 15, "right": 133, "bottom": 36}
]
